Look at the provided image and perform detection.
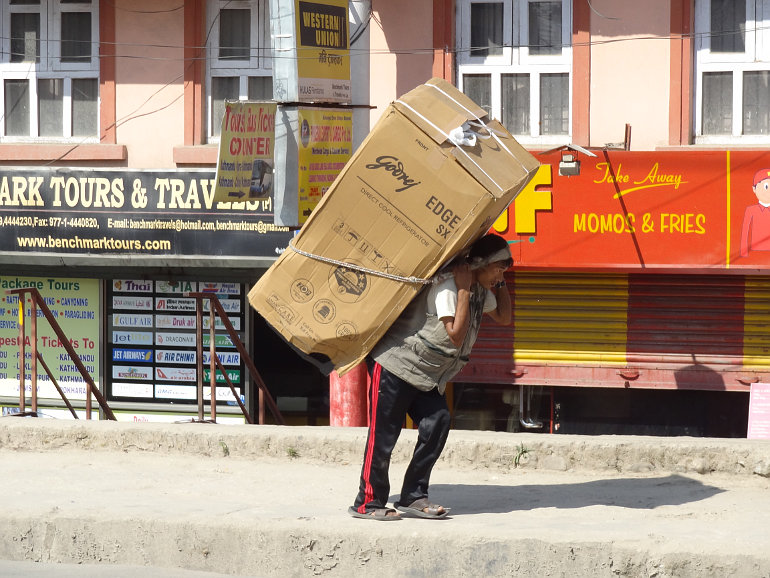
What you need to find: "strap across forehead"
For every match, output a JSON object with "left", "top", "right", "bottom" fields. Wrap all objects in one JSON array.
[{"left": 468, "top": 246, "right": 512, "bottom": 268}]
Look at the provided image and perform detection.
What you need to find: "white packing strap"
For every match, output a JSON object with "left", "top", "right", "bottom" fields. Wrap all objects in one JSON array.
[
  {"left": 289, "top": 240, "right": 499, "bottom": 286},
  {"left": 426, "top": 81, "right": 529, "bottom": 173},
  {"left": 395, "top": 99, "right": 504, "bottom": 193}
]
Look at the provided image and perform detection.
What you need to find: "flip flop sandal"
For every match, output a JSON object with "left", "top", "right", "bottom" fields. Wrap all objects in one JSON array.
[
  {"left": 347, "top": 506, "right": 401, "bottom": 521},
  {"left": 394, "top": 499, "right": 450, "bottom": 519}
]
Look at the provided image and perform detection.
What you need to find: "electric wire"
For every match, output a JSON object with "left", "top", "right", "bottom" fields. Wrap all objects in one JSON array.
[
  {"left": 0, "top": 1, "right": 232, "bottom": 165},
  {"left": 0, "top": 6, "right": 766, "bottom": 163},
  {"left": 106, "top": 0, "right": 185, "bottom": 14},
  {"left": 0, "top": 20, "right": 763, "bottom": 62},
  {"left": 585, "top": 0, "right": 620, "bottom": 21}
]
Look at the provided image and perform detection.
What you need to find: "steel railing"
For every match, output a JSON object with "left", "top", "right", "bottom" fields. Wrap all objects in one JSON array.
[
  {"left": 190, "top": 292, "right": 284, "bottom": 425},
  {"left": 6, "top": 288, "right": 116, "bottom": 420},
  {"left": 5, "top": 287, "right": 282, "bottom": 425}
]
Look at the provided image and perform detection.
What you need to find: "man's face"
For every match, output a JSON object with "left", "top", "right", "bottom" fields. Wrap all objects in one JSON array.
[
  {"left": 476, "top": 261, "right": 508, "bottom": 290},
  {"left": 755, "top": 178, "right": 770, "bottom": 204}
]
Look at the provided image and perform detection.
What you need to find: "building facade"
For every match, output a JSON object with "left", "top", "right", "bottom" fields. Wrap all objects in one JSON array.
[
  {"left": 0, "top": 1, "right": 767, "bottom": 436},
  {"left": 446, "top": 0, "right": 770, "bottom": 436}
]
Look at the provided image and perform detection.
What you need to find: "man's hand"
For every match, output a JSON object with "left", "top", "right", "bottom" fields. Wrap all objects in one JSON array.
[{"left": 452, "top": 263, "right": 472, "bottom": 291}]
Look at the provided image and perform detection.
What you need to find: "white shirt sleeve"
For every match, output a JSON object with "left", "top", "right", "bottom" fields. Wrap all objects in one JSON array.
[
  {"left": 431, "top": 278, "right": 458, "bottom": 319},
  {"left": 430, "top": 279, "right": 498, "bottom": 318}
]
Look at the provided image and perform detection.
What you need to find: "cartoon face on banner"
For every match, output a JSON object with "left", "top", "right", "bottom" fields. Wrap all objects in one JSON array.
[{"left": 738, "top": 165, "right": 770, "bottom": 263}]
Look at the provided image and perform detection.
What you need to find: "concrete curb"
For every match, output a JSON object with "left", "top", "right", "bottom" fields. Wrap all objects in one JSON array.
[
  {"left": 2, "top": 419, "right": 770, "bottom": 577},
  {"left": 1, "top": 515, "right": 766, "bottom": 578},
  {"left": 1, "top": 418, "right": 769, "bottom": 477}
]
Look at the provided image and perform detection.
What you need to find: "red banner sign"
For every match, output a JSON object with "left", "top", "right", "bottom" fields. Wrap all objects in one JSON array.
[{"left": 495, "top": 150, "right": 770, "bottom": 271}]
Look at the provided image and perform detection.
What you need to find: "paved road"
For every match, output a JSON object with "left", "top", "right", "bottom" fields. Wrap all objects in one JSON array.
[{"left": 0, "top": 419, "right": 769, "bottom": 577}]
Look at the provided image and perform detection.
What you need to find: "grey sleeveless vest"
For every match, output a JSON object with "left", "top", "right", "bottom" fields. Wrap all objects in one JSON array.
[{"left": 371, "top": 282, "right": 487, "bottom": 394}]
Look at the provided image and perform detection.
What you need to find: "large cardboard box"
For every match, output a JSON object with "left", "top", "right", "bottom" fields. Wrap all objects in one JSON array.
[{"left": 248, "top": 78, "right": 540, "bottom": 374}]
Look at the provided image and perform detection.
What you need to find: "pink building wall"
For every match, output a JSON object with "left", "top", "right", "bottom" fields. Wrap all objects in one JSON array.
[
  {"left": 0, "top": 2, "right": 688, "bottom": 168},
  {"left": 364, "top": 0, "right": 677, "bottom": 149},
  {"left": 108, "top": 0, "right": 435, "bottom": 166},
  {"left": 111, "top": 0, "right": 683, "bottom": 164},
  {"left": 114, "top": 0, "right": 186, "bottom": 168},
  {"left": 367, "top": 0, "right": 435, "bottom": 129},
  {"left": 588, "top": 0, "right": 672, "bottom": 150}
]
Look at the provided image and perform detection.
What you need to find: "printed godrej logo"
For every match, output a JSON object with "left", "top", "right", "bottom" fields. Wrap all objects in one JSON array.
[{"left": 365, "top": 155, "right": 421, "bottom": 192}]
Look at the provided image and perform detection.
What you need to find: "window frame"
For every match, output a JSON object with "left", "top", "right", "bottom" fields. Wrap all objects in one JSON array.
[
  {"left": 206, "top": 0, "right": 272, "bottom": 142},
  {"left": 519, "top": 0, "right": 570, "bottom": 66},
  {"left": 457, "top": 0, "right": 515, "bottom": 66},
  {"left": 694, "top": 0, "right": 770, "bottom": 143},
  {"left": 0, "top": 0, "right": 99, "bottom": 142},
  {"left": 456, "top": 0, "right": 572, "bottom": 147},
  {"left": 51, "top": 1, "right": 99, "bottom": 73}
]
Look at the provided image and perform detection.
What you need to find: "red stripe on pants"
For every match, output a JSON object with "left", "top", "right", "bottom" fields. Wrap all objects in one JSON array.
[{"left": 357, "top": 362, "right": 380, "bottom": 514}]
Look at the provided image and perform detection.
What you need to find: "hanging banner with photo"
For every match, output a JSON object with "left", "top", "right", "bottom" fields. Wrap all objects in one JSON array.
[{"left": 213, "top": 101, "right": 277, "bottom": 204}]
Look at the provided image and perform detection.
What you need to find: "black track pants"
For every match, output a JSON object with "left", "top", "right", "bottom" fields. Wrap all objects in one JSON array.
[{"left": 352, "top": 359, "right": 451, "bottom": 513}]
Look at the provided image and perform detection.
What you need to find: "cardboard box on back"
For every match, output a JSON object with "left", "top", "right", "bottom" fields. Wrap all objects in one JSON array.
[{"left": 248, "top": 78, "right": 540, "bottom": 374}]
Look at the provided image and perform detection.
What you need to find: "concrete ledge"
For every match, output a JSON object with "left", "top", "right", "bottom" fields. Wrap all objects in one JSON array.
[
  {"left": 0, "top": 143, "right": 127, "bottom": 162},
  {"left": 0, "top": 515, "right": 765, "bottom": 577},
  {"left": 172, "top": 145, "right": 217, "bottom": 166},
  {"left": 2, "top": 419, "right": 770, "bottom": 577},
  {"left": 1, "top": 418, "right": 769, "bottom": 477}
]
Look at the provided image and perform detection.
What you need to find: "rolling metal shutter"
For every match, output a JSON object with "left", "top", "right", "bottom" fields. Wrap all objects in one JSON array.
[{"left": 458, "top": 272, "right": 770, "bottom": 391}]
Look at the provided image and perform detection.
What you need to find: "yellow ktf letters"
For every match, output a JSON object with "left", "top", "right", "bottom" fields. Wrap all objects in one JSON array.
[{"left": 493, "top": 164, "right": 553, "bottom": 235}]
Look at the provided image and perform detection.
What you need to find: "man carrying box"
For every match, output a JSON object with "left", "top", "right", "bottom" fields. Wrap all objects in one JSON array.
[
  {"left": 349, "top": 234, "right": 513, "bottom": 520},
  {"left": 248, "top": 78, "right": 539, "bottom": 376}
]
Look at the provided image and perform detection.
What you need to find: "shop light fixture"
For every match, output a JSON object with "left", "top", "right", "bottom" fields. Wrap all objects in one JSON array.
[
  {"left": 541, "top": 143, "right": 597, "bottom": 178},
  {"left": 559, "top": 151, "right": 581, "bottom": 177}
]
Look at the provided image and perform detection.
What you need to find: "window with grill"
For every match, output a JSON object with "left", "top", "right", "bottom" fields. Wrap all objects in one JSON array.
[
  {"left": 206, "top": 0, "right": 272, "bottom": 141},
  {"left": 0, "top": 0, "right": 99, "bottom": 140},
  {"left": 695, "top": 0, "right": 770, "bottom": 142},
  {"left": 456, "top": 0, "right": 571, "bottom": 146}
]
